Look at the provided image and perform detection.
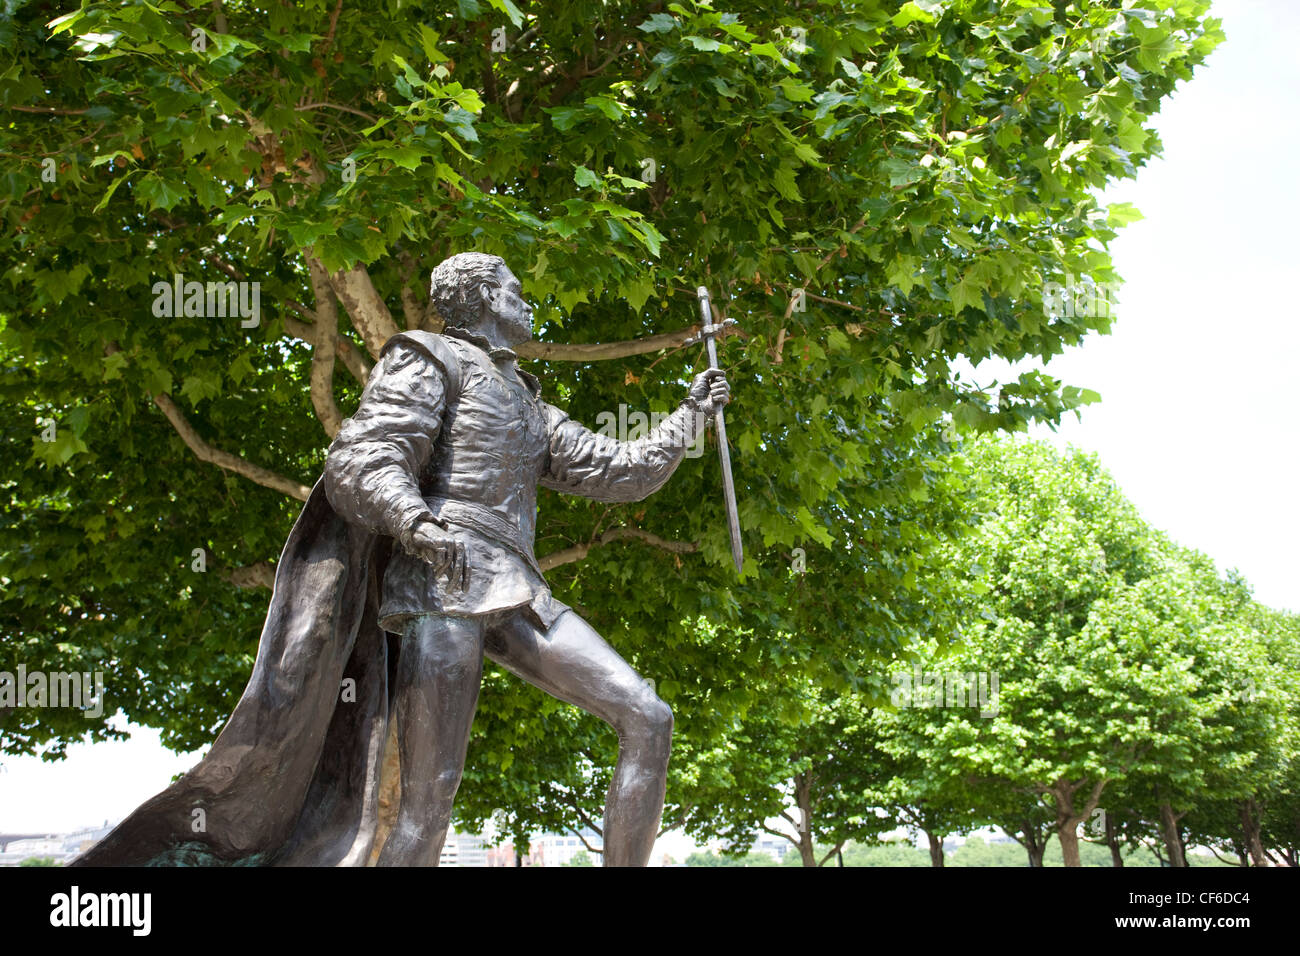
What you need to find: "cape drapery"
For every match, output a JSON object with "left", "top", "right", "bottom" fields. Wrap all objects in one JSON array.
[
  {"left": 73, "top": 480, "right": 395, "bottom": 866},
  {"left": 69, "top": 331, "right": 466, "bottom": 867}
]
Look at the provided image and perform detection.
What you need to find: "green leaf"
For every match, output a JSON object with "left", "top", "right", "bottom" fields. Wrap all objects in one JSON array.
[
  {"left": 487, "top": 0, "right": 525, "bottom": 28},
  {"left": 638, "top": 13, "right": 677, "bottom": 33},
  {"left": 1107, "top": 202, "right": 1144, "bottom": 227},
  {"left": 135, "top": 173, "right": 187, "bottom": 212}
]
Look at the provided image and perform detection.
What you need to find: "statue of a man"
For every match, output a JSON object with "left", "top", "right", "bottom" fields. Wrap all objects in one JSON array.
[
  {"left": 329, "top": 252, "right": 728, "bottom": 866},
  {"left": 73, "top": 253, "right": 727, "bottom": 868}
]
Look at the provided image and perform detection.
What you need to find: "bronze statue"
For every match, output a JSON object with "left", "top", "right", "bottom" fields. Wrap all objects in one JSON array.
[{"left": 73, "top": 253, "right": 729, "bottom": 867}]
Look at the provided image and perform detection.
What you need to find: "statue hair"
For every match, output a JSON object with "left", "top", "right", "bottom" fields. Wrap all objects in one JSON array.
[{"left": 429, "top": 252, "right": 507, "bottom": 331}]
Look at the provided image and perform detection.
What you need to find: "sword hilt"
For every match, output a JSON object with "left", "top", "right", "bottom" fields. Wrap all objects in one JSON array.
[{"left": 682, "top": 318, "right": 738, "bottom": 348}]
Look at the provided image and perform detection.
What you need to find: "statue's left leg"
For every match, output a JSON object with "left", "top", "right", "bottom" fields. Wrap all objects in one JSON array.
[{"left": 485, "top": 610, "right": 672, "bottom": 867}]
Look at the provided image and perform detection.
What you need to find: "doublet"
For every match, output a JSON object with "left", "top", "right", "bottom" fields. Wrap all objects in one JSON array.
[{"left": 322, "top": 329, "right": 704, "bottom": 633}]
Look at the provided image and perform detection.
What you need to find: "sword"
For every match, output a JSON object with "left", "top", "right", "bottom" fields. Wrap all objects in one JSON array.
[{"left": 685, "top": 286, "right": 743, "bottom": 574}]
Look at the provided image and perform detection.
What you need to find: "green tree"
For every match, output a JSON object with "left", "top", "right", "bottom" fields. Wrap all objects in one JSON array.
[
  {"left": 879, "top": 438, "right": 1289, "bottom": 867},
  {"left": 1, "top": 0, "right": 1222, "bottom": 842},
  {"left": 1095, "top": 561, "right": 1289, "bottom": 867},
  {"left": 685, "top": 849, "right": 778, "bottom": 866},
  {"left": 677, "top": 686, "right": 911, "bottom": 867},
  {"left": 1250, "top": 606, "right": 1300, "bottom": 867}
]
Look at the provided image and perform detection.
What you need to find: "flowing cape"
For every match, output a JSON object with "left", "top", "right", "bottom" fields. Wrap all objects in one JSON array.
[
  {"left": 73, "top": 482, "right": 393, "bottom": 866},
  {"left": 72, "top": 332, "right": 465, "bottom": 867}
]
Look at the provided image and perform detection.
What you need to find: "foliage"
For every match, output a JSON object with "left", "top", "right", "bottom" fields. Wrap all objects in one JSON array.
[{"left": 1, "top": 0, "right": 1223, "bottom": 846}]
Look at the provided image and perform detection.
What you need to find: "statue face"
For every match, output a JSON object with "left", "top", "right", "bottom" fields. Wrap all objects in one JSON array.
[{"left": 481, "top": 264, "right": 534, "bottom": 345}]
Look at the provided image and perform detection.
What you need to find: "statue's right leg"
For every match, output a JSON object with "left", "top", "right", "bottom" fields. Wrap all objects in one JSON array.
[{"left": 376, "top": 613, "right": 485, "bottom": 867}]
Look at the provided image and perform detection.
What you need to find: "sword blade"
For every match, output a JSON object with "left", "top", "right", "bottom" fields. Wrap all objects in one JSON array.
[{"left": 697, "top": 286, "right": 744, "bottom": 574}]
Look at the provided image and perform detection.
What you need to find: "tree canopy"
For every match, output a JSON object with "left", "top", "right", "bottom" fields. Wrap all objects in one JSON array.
[{"left": 1, "top": 0, "right": 1227, "bottom": 849}]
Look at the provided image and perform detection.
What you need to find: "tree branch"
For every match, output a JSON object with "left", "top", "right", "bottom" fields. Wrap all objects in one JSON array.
[
  {"left": 517, "top": 323, "right": 702, "bottom": 362},
  {"left": 294, "top": 102, "right": 378, "bottom": 123},
  {"left": 305, "top": 258, "right": 345, "bottom": 437},
  {"left": 1205, "top": 844, "right": 1241, "bottom": 867},
  {"left": 306, "top": 254, "right": 401, "bottom": 358},
  {"left": 572, "top": 831, "right": 603, "bottom": 855},
  {"left": 5, "top": 105, "right": 88, "bottom": 115},
  {"left": 539, "top": 526, "right": 697, "bottom": 572},
  {"left": 151, "top": 391, "right": 312, "bottom": 500},
  {"left": 562, "top": 794, "right": 604, "bottom": 840},
  {"left": 818, "top": 840, "right": 846, "bottom": 867},
  {"left": 759, "top": 823, "right": 799, "bottom": 847},
  {"left": 221, "top": 562, "right": 275, "bottom": 589},
  {"left": 284, "top": 305, "right": 371, "bottom": 384},
  {"left": 397, "top": 250, "right": 431, "bottom": 331},
  {"left": 105, "top": 342, "right": 313, "bottom": 501},
  {"left": 320, "top": 0, "right": 343, "bottom": 53}
]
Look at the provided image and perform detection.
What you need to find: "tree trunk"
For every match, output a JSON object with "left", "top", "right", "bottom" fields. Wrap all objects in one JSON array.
[
  {"left": 925, "top": 829, "right": 945, "bottom": 867},
  {"left": 1050, "top": 782, "right": 1082, "bottom": 867},
  {"left": 1021, "top": 821, "right": 1046, "bottom": 867},
  {"left": 1058, "top": 822, "right": 1081, "bottom": 867},
  {"left": 1158, "top": 803, "right": 1187, "bottom": 867},
  {"left": 1046, "top": 776, "right": 1106, "bottom": 867},
  {"left": 1105, "top": 812, "right": 1124, "bottom": 867},
  {"left": 1240, "top": 798, "right": 1269, "bottom": 866},
  {"left": 1231, "top": 838, "right": 1249, "bottom": 867},
  {"left": 795, "top": 773, "right": 817, "bottom": 866}
]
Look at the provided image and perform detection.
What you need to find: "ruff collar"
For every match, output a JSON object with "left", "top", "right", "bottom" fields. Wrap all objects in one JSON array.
[{"left": 442, "top": 325, "right": 541, "bottom": 395}]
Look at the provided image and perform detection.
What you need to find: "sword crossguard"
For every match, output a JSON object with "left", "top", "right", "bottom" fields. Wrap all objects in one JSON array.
[{"left": 682, "top": 318, "right": 738, "bottom": 347}]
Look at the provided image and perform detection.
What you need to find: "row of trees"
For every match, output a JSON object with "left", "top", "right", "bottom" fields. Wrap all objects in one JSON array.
[
  {"left": 674, "top": 438, "right": 1298, "bottom": 866},
  {"left": 1, "top": 0, "right": 1250, "bottom": 865},
  {"left": 683, "top": 838, "right": 1170, "bottom": 867}
]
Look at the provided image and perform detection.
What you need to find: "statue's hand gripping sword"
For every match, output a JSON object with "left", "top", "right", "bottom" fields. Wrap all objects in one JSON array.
[{"left": 684, "top": 286, "right": 743, "bottom": 574}]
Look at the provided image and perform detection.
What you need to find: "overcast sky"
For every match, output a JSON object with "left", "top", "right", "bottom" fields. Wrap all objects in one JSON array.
[
  {"left": 2, "top": 0, "right": 1295, "bottom": 838},
  {"left": 1009, "top": 0, "right": 1298, "bottom": 615}
]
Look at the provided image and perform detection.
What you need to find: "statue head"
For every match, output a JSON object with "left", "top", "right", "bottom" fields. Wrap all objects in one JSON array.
[{"left": 429, "top": 252, "right": 533, "bottom": 347}]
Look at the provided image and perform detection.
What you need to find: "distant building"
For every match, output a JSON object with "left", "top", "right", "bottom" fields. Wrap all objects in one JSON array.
[
  {"left": 536, "top": 831, "right": 599, "bottom": 866},
  {"left": 752, "top": 834, "right": 791, "bottom": 861},
  {"left": 487, "top": 841, "right": 543, "bottom": 866},
  {"left": 439, "top": 828, "right": 491, "bottom": 867},
  {"left": 485, "top": 829, "right": 600, "bottom": 866},
  {"left": 0, "top": 822, "right": 114, "bottom": 866}
]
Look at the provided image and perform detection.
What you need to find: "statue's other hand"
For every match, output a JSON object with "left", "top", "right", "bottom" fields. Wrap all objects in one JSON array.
[
  {"left": 405, "top": 518, "right": 469, "bottom": 591},
  {"left": 689, "top": 367, "right": 730, "bottom": 416}
]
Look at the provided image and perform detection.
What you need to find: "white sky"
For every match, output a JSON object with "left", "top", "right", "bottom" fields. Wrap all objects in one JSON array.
[
  {"left": 2, "top": 0, "right": 1294, "bottom": 838},
  {"left": 1012, "top": 0, "right": 1299, "bottom": 615}
]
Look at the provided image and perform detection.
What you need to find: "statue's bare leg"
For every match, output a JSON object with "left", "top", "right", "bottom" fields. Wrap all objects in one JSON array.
[
  {"left": 377, "top": 614, "right": 485, "bottom": 867},
  {"left": 485, "top": 610, "right": 672, "bottom": 866}
]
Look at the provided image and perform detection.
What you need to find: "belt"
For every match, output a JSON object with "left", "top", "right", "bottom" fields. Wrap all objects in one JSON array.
[{"left": 425, "top": 496, "right": 545, "bottom": 578}]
